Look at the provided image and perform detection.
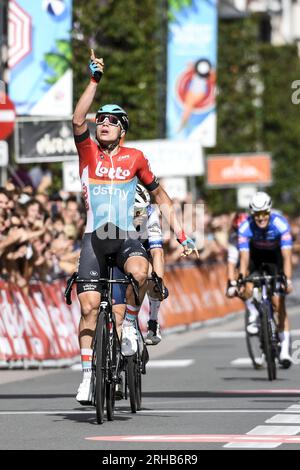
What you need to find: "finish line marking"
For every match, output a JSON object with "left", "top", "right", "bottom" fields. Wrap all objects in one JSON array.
[
  {"left": 85, "top": 433, "right": 300, "bottom": 444},
  {"left": 72, "top": 360, "right": 195, "bottom": 371},
  {"left": 1, "top": 408, "right": 300, "bottom": 416}
]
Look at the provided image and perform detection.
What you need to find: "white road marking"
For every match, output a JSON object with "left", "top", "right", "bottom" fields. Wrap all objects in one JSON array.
[
  {"left": 265, "top": 414, "right": 300, "bottom": 424},
  {"left": 224, "top": 442, "right": 281, "bottom": 449},
  {"left": 247, "top": 425, "right": 300, "bottom": 435},
  {"left": 1, "top": 409, "right": 300, "bottom": 416},
  {"left": 223, "top": 404, "right": 300, "bottom": 448},
  {"left": 147, "top": 360, "right": 194, "bottom": 368},
  {"left": 71, "top": 359, "right": 195, "bottom": 370},
  {"left": 208, "top": 328, "right": 300, "bottom": 339},
  {"left": 208, "top": 331, "right": 245, "bottom": 339}
]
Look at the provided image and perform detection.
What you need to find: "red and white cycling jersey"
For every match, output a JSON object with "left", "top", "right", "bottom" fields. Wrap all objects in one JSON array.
[{"left": 75, "top": 130, "right": 158, "bottom": 234}]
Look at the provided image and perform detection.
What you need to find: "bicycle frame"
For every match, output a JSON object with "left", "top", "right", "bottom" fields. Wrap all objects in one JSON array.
[{"left": 240, "top": 271, "right": 285, "bottom": 380}]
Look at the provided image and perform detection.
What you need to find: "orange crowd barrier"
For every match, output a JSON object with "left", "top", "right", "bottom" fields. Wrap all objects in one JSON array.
[
  {"left": 0, "top": 263, "right": 244, "bottom": 367},
  {"left": 138, "top": 262, "right": 244, "bottom": 332},
  {"left": 0, "top": 279, "right": 80, "bottom": 367}
]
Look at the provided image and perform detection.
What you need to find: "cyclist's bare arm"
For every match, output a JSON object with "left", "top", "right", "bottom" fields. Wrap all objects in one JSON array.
[
  {"left": 239, "top": 250, "right": 249, "bottom": 278},
  {"left": 72, "top": 49, "right": 104, "bottom": 136},
  {"left": 227, "top": 260, "right": 237, "bottom": 283},
  {"left": 282, "top": 247, "right": 293, "bottom": 292},
  {"left": 150, "top": 248, "right": 164, "bottom": 278},
  {"left": 151, "top": 185, "right": 181, "bottom": 233}
]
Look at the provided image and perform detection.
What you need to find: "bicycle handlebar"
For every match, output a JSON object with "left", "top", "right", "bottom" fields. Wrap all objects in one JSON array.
[
  {"left": 238, "top": 273, "right": 286, "bottom": 284},
  {"left": 237, "top": 273, "right": 287, "bottom": 296},
  {"left": 64, "top": 271, "right": 166, "bottom": 306}
]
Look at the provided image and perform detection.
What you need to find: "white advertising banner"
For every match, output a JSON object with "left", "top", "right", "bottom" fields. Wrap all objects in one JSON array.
[{"left": 127, "top": 139, "right": 204, "bottom": 177}]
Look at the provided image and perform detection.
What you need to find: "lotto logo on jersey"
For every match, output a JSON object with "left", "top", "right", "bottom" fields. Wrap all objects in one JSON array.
[{"left": 95, "top": 161, "right": 131, "bottom": 180}]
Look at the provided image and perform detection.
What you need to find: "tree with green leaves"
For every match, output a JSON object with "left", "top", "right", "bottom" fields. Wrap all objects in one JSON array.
[{"left": 72, "top": 0, "right": 164, "bottom": 140}]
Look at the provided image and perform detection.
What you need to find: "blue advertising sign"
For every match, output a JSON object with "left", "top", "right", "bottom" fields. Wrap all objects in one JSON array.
[
  {"left": 166, "top": 0, "right": 218, "bottom": 146},
  {"left": 8, "top": 0, "right": 72, "bottom": 116}
]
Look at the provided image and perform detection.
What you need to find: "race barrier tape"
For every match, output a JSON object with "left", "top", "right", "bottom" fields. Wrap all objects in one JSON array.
[{"left": 0, "top": 263, "right": 243, "bottom": 368}]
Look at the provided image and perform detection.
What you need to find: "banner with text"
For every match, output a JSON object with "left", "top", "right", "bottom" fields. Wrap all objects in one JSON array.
[
  {"left": 166, "top": 0, "right": 218, "bottom": 146},
  {"left": 8, "top": 0, "right": 72, "bottom": 116}
]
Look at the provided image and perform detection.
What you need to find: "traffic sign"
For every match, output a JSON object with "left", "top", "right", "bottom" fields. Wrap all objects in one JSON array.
[{"left": 0, "top": 94, "right": 16, "bottom": 140}]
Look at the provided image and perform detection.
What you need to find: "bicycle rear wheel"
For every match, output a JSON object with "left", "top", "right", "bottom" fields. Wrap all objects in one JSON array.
[
  {"left": 94, "top": 313, "right": 106, "bottom": 424},
  {"left": 127, "top": 355, "right": 138, "bottom": 413},
  {"left": 136, "top": 363, "right": 142, "bottom": 411},
  {"left": 260, "top": 304, "right": 276, "bottom": 381},
  {"left": 244, "top": 309, "right": 264, "bottom": 369}
]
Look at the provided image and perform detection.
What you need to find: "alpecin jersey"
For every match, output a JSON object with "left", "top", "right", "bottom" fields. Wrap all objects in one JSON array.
[
  {"left": 238, "top": 213, "right": 293, "bottom": 252},
  {"left": 75, "top": 130, "right": 159, "bottom": 234}
]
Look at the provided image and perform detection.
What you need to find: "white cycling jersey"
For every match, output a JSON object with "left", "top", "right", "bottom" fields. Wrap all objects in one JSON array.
[{"left": 146, "top": 205, "right": 163, "bottom": 249}]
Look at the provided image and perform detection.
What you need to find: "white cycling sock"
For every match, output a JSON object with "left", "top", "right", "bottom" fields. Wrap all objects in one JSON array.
[
  {"left": 148, "top": 296, "right": 161, "bottom": 321},
  {"left": 80, "top": 348, "right": 92, "bottom": 379},
  {"left": 123, "top": 305, "right": 139, "bottom": 326},
  {"left": 279, "top": 331, "right": 290, "bottom": 353},
  {"left": 246, "top": 297, "right": 259, "bottom": 321}
]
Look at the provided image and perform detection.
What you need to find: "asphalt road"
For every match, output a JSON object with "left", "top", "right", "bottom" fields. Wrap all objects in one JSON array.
[{"left": 1, "top": 305, "right": 300, "bottom": 453}]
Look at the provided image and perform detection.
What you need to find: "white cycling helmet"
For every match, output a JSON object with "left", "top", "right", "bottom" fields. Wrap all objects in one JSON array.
[
  {"left": 135, "top": 184, "right": 150, "bottom": 208},
  {"left": 249, "top": 192, "right": 272, "bottom": 214}
]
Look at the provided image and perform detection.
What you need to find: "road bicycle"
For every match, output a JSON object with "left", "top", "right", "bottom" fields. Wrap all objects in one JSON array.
[
  {"left": 65, "top": 255, "right": 142, "bottom": 424},
  {"left": 65, "top": 260, "right": 164, "bottom": 422},
  {"left": 238, "top": 267, "right": 287, "bottom": 381}
]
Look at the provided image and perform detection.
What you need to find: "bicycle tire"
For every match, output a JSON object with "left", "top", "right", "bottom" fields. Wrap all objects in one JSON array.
[
  {"left": 127, "top": 355, "right": 137, "bottom": 413},
  {"left": 106, "top": 323, "right": 118, "bottom": 421},
  {"left": 244, "top": 309, "right": 264, "bottom": 369},
  {"left": 136, "top": 340, "right": 144, "bottom": 410},
  {"left": 260, "top": 303, "right": 276, "bottom": 381},
  {"left": 136, "top": 366, "right": 142, "bottom": 411},
  {"left": 94, "top": 312, "right": 106, "bottom": 424}
]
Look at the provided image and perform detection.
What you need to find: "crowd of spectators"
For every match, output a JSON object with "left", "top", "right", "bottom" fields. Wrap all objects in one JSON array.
[
  {"left": 1, "top": 172, "right": 300, "bottom": 291},
  {"left": 0, "top": 181, "right": 84, "bottom": 293}
]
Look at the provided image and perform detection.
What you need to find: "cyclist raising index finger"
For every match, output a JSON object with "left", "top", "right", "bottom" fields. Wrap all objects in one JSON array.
[{"left": 72, "top": 50, "right": 198, "bottom": 404}]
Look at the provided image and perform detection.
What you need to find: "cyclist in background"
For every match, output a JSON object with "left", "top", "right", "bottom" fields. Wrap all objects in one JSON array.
[
  {"left": 133, "top": 184, "right": 166, "bottom": 345},
  {"left": 73, "top": 50, "right": 198, "bottom": 404},
  {"left": 112, "top": 184, "right": 166, "bottom": 346},
  {"left": 238, "top": 192, "right": 293, "bottom": 368}
]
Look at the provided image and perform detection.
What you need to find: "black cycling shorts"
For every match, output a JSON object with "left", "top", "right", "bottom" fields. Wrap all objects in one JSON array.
[
  {"left": 249, "top": 249, "right": 284, "bottom": 294},
  {"left": 249, "top": 247, "right": 283, "bottom": 273},
  {"left": 76, "top": 231, "right": 148, "bottom": 295}
]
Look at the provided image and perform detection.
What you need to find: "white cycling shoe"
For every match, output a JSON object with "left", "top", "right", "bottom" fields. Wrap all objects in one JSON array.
[
  {"left": 279, "top": 349, "right": 293, "bottom": 369},
  {"left": 246, "top": 321, "right": 259, "bottom": 335},
  {"left": 76, "top": 376, "right": 93, "bottom": 405},
  {"left": 121, "top": 323, "right": 138, "bottom": 356}
]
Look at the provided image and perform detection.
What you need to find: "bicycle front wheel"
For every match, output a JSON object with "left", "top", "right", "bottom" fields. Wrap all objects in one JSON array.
[
  {"left": 260, "top": 304, "right": 276, "bottom": 381},
  {"left": 94, "top": 313, "right": 106, "bottom": 424},
  {"left": 244, "top": 309, "right": 264, "bottom": 369},
  {"left": 106, "top": 324, "right": 118, "bottom": 421},
  {"left": 127, "top": 355, "right": 138, "bottom": 413}
]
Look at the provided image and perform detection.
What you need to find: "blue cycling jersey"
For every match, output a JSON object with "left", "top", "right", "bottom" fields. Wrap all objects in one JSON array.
[{"left": 238, "top": 213, "right": 293, "bottom": 252}]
